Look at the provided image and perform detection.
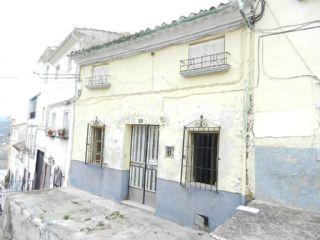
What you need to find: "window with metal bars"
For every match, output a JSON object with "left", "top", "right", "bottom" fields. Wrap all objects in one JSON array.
[
  {"left": 180, "top": 116, "right": 220, "bottom": 192},
  {"left": 85, "top": 118, "right": 105, "bottom": 167}
]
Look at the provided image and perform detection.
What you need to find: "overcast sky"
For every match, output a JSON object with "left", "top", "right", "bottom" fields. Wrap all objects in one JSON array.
[{"left": 0, "top": 0, "right": 228, "bottom": 122}]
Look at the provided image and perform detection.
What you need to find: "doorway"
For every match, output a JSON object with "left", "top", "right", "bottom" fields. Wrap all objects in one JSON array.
[
  {"left": 128, "top": 125, "right": 159, "bottom": 207},
  {"left": 34, "top": 150, "right": 44, "bottom": 190}
]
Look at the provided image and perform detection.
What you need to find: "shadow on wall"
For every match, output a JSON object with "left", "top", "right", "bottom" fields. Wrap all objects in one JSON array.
[{"left": 156, "top": 178, "right": 242, "bottom": 230}]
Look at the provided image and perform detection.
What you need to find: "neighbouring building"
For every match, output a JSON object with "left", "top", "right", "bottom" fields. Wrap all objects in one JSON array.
[
  {"left": 69, "top": 1, "right": 254, "bottom": 230},
  {"left": 252, "top": 0, "right": 320, "bottom": 214},
  {"left": 25, "top": 28, "right": 125, "bottom": 190},
  {"left": 7, "top": 121, "right": 28, "bottom": 190},
  {"left": 0, "top": 117, "right": 11, "bottom": 170}
]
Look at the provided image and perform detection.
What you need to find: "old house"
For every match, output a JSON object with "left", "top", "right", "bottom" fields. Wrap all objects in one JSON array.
[
  {"left": 25, "top": 28, "right": 124, "bottom": 190},
  {"left": 7, "top": 121, "right": 28, "bottom": 190},
  {"left": 252, "top": 0, "right": 320, "bottom": 214},
  {"left": 69, "top": 1, "right": 253, "bottom": 230}
]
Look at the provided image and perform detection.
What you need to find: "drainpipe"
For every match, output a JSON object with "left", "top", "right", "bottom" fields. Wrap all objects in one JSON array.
[
  {"left": 65, "top": 64, "right": 82, "bottom": 186},
  {"left": 238, "top": 0, "right": 252, "bottom": 29},
  {"left": 238, "top": 0, "right": 255, "bottom": 205}
]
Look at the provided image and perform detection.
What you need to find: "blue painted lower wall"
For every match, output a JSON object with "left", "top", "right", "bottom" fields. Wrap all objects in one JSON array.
[
  {"left": 255, "top": 146, "right": 320, "bottom": 213},
  {"left": 69, "top": 160, "right": 129, "bottom": 202},
  {"left": 69, "top": 161, "right": 242, "bottom": 230},
  {"left": 156, "top": 178, "right": 242, "bottom": 230}
]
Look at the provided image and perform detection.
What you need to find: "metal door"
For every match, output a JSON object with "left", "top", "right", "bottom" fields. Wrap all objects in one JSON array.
[
  {"left": 34, "top": 150, "right": 44, "bottom": 190},
  {"left": 128, "top": 125, "right": 159, "bottom": 207}
]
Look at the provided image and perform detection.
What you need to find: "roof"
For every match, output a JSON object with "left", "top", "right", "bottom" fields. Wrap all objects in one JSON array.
[
  {"left": 38, "top": 46, "right": 58, "bottom": 63},
  {"left": 13, "top": 141, "right": 26, "bottom": 152},
  {"left": 69, "top": 2, "right": 239, "bottom": 58},
  {"left": 38, "top": 28, "right": 126, "bottom": 63}
]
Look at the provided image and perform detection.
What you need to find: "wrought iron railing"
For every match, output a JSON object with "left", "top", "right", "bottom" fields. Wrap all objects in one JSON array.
[
  {"left": 85, "top": 75, "right": 110, "bottom": 89},
  {"left": 180, "top": 52, "right": 230, "bottom": 74}
]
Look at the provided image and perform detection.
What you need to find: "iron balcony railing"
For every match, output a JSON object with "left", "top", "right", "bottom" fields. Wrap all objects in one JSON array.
[
  {"left": 85, "top": 75, "right": 110, "bottom": 89},
  {"left": 180, "top": 52, "right": 230, "bottom": 76}
]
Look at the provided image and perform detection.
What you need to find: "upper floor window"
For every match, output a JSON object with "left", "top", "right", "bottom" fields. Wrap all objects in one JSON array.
[
  {"left": 28, "top": 96, "right": 37, "bottom": 119},
  {"left": 85, "top": 65, "right": 110, "bottom": 89},
  {"left": 41, "top": 107, "right": 46, "bottom": 126},
  {"left": 45, "top": 65, "right": 50, "bottom": 83},
  {"left": 189, "top": 38, "right": 225, "bottom": 59},
  {"left": 51, "top": 113, "right": 56, "bottom": 129},
  {"left": 63, "top": 111, "right": 70, "bottom": 130},
  {"left": 55, "top": 64, "right": 60, "bottom": 80},
  {"left": 67, "top": 58, "right": 72, "bottom": 72},
  {"left": 58, "top": 111, "right": 70, "bottom": 140},
  {"left": 180, "top": 37, "right": 230, "bottom": 77}
]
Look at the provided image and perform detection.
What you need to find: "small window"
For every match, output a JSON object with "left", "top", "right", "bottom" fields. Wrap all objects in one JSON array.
[
  {"left": 51, "top": 113, "right": 56, "bottom": 129},
  {"left": 181, "top": 116, "right": 220, "bottom": 191},
  {"left": 67, "top": 58, "right": 72, "bottom": 72},
  {"left": 92, "top": 65, "right": 108, "bottom": 77},
  {"left": 55, "top": 65, "right": 60, "bottom": 80},
  {"left": 63, "top": 112, "right": 70, "bottom": 130},
  {"left": 165, "top": 146, "right": 174, "bottom": 158},
  {"left": 45, "top": 65, "right": 50, "bottom": 83},
  {"left": 41, "top": 107, "right": 46, "bottom": 125},
  {"left": 85, "top": 118, "right": 105, "bottom": 167},
  {"left": 29, "top": 96, "right": 37, "bottom": 119}
]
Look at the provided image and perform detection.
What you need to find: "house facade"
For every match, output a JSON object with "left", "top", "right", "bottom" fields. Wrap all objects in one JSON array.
[
  {"left": 7, "top": 122, "right": 28, "bottom": 190},
  {"left": 25, "top": 28, "right": 124, "bottom": 190},
  {"left": 70, "top": 2, "right": 253, "bottom": 230},
  {"left": 252, "top": 0, "right": 320, "bottom": 213}
]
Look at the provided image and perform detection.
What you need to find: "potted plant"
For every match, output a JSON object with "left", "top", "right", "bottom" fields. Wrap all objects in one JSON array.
[
  {"left": 58, "top": 128, "right": 69, "bottom": 140},
  {"left": 46, "top": 128, "right": 56, "bottom": 137}
]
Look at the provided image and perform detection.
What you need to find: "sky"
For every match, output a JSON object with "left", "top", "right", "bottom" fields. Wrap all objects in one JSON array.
[{"left": 0, "top": 0, "right": 228, "bottom": 122}]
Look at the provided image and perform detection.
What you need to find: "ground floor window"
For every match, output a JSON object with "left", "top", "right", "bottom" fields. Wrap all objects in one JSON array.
[
  {"left": 85, "top": 118, "right": 105, "bottom": 167},
  {"left": 181, "top": 116, "right": 220, "bottom": 191}
]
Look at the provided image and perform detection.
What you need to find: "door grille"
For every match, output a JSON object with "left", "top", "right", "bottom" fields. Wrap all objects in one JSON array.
[{"left": 129, "top": 125, "right": 159, "bottom": 193}]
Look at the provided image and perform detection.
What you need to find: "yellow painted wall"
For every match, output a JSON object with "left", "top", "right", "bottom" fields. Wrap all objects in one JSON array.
[{"left": 72, "top": 28, "right": 250, "bottom": 193}]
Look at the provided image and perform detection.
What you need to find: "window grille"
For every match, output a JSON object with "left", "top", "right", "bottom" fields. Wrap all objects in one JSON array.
[
  {"left": 85, "top": 117, "right": 105, "bottom": 167},
  {"left": 180, "top": 115, "right": 220, "bottom": 192}
]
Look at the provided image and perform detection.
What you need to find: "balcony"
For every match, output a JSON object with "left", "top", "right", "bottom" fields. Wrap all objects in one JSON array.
[
  {"left": 180, "top": 52, "right": 230, "bottom": 77},
  {"left": 85, "top": 75, "right": 110, "bottom": 89}
]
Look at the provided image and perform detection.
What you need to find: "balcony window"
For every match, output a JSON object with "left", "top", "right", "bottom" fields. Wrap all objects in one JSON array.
[
  {"left": 180, "top": 38, "right": 230, "bottom": 77},
  {"left": 28, "top": 96, "right": 37, "bottom": 119},
  {"left": 55, "top": 64, "right": 60, "bottom": 80},
  {"left": 86, "top": 65, "right": 110, "bottom": 89}
]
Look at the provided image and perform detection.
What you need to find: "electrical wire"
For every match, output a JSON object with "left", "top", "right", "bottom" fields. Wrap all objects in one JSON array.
[
  {"left": 256, "top": 25, "right": 320, "bottom": 88},
  {"left": 251, "top": 0, "right": 265, "bottom": 24}
]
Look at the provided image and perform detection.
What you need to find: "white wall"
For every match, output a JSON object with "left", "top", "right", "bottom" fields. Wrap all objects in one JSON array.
[
  {"left": 26, "top": 41, "right": 79, "bottom": 186},
  {"left": 254, "top": 0, "right": 320, "bottom": 148}
]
